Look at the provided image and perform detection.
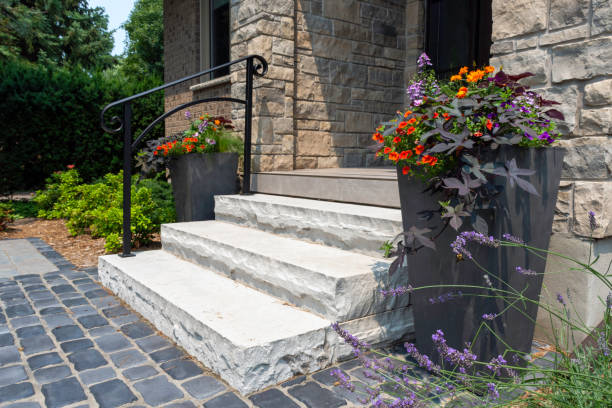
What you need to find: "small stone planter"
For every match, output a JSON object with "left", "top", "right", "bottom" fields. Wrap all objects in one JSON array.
[
  {"left": 168, "top": 153, "right": 239, "bottom": 222},
  {"left": 397, "top": 146, "right": 564, "bottom": 364}
]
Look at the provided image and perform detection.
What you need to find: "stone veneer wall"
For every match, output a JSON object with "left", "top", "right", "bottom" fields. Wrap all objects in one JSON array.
[
  {"left": 489, "top": 0, "right": 612, "bottom": 343},
  {"left": 164, "top": 0, "right": 233, "bottom": 136}
]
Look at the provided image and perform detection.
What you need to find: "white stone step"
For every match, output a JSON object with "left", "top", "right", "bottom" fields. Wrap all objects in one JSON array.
[
  {"left": 214, "top": 194, "right": 403, "bottom": 257},
  {"left": 99, "top": 250, "right": 414, "bottom": 395},
  {"left": 161, "top": 221, "right": 410, "bottom": 322}
]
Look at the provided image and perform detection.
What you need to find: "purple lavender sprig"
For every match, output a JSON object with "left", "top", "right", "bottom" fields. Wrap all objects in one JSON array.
[
  {"left": 330, "top": 369, "right": 355, "bottom": 392},
  {"left": 502, "top": 233, "right": 524, "bottom": 244},
  {"left": 487, "top": 383, "right": 499, "bottom": 400},
  {"left": 404, "top": 342, "right": 440, "bottom": 373},
  {"left": 516, "top": 266, "right": 537, "bottom": 276},
  {"left": 331, "top": 322, "right": 370, "bottom": 352},
  {"left": 589, "top": 211, "right": 599, "bottom": 231},
  {"left": 482, "top": 313, "right": 497, "bottom": 320},
  {"left": 450, "top": 231, "right": 500, "bottom": 260},
  {"left": 417, "top": 52, "right": 432, "bottom": 69},
  {"left": 429, "top": 291, "right": 462, "bottom": 304},
  {"left": 185, "top": 110, "right": 191, "bottom": 119},
  {"left": 556, "top": 293, "right": 566, "bottom": 306},
  {"left": 380, "top": 285, "right": 413, "bottom": 297},
  {"left": 431, "top": 330, "right": 477, "bottom": 370}
]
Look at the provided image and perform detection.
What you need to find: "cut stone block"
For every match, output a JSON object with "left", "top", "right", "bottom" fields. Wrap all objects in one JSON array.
[
  {"left": 161, "top": 221, "right": 408, "bottom": 321},
  {"left": 215, "top": 194, "right": 402, "bottom": 256}
]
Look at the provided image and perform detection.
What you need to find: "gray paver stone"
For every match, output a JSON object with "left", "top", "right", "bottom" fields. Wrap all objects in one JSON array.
[
  {"left": 150, "top": 347, "right": 183, "bottom": 363},
  {"left": 102, "top": 305, "right": 129, "bottom": 318},
  {"left": 313, "top": 367, "right": 348, "bottom": 387},
  {"left": 123, "top": 365, "right": 158, "bottom": 381},
  {"left": 41, "top": 377, "right": 87, "bottom": 408},
  {"left": 112, "top": 314, "right": 139, "bottom": 326},
  {"left": 24, "top": 285, "right": 46, "bottom": 292},
  {"left": 134, "top": 375, "right": 184, "bottom": 406},
  {"left": 68, "top": 348, "right": 107, "bottom": 371},
  {"left": 73, "top": 278, "right": 93, "bottom": 285},
  {"left": 10, "top": 316, "right": 40, "bottom": 329},
  {"left": 0, "top": 365, "right": 28, "bottom": 387},
  {"left": 77, "top": 314, "right": 108, "bottom": 329},
  {"left": 70, "top": 306, "right": 97, "bottom": 317},
  {"left": 16, "top": 325, "right": 45, "bottom": 338},
  {"left": 121, "top": 321, "right": 153, "bottom": 339},
  {"left": 339, "top": 359, "right": 362, "bottom": 371},
  {"left": 96, "top": 333, "right": 132, "bottom": 352},
  {"left": 62, "top": 298, "right": 88, "bottom": 307},
  {"left": 85, "top": 289, "right": 107, "bottom": 299},
  {"left": 90, "top": 379, "right": 137, "bottom": 408},
  {"left": 6, "top": 303, "right": 34, "bottom": 318},
  {"left": 249, "top": 388, "right": 300, "bottom": 408},
  {"left": 203, "top": 392, "right": 249, "bottom": 408},
  {"left": 52, "top": 325, "right": 84, "bottom": 341},
  {"left": 43, "top": 314, "right": 74, "bottom": 329},
  {"left": 4, "top": 402, "right": 42, "bottom": 408},
  {"left": 34, "top": 365, "right": 72, "bottom": 384},
  {"left": 288, "top": 382, "right": 347, "bottom": 408},
  {"left": 110, "top": 348, "right": 147, "bottom": 369},
  {"left": 281, "top": 376, "right": 306, "bottom": 388},
  {"left": 160, "top": 358, "right": 202, "bottom": 380},
  {"left": 136, "top": 335, "right": 170, "bottom": 352},
  {"left": 21, "top": 334, "right": 55, "bottom": 355},
  {"left": 88, "top": 325, "right": 117, "bottom": 337},
  {"left": 89, "top": 296, "right": 120, "bottom": 309},
  {"left": 60, "top": 338, "right": 94, "bottom": 353},
  {"left": 0, "top": 382, "right": 35, "bottom": 404},
  {"left": 182, "top": 376, "right": 226, "bottom": 400},
  {"left": 40, "top": 307, "right": 65, "bottom": 315},
  {"left": 164, "top": 402, "right": 197, "bottom": 408},
  {"left": 79, "top": 366, "right": 117, "bottom": 386},
  {"left": 33, "top": 299, "right": 60, "bottom": 308},
  {"left": 27, "top": 352, "right": 63, "bottom": 370},
  {"left": 51, "top": 285, "right": 75, "bottom": 294},
  {"left": 0, "top": 332, "right": 14, "bottom": 347}
]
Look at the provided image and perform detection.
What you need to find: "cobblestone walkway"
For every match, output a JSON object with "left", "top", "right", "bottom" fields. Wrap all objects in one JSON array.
[{"left": 0, "top": 238, "right": 379, "bottom": 407}]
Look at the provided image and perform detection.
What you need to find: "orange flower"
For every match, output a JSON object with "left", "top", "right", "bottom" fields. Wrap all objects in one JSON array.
[
  {"left": 389, "top": 151, "right": 399, "bottom": 161},
  {"left": 485, "top": 65, "right": 495, "bottom": 73},
  {"left": 456, "top": 86, "right": 468, "bottom": 99},
  {"left": 372, "top": 132, "right": 384, "bottom": 142},
  {"left": 393, "top": 136, "right": 401, "bottom": 144},
  {"left": 473, "top": 131, "right": 483, "bottom": 137},
  {"left": 466, "top": 70, "right": 485, "bottom": 83},
  {"left": 442, "top": 113, "right": 451, "bottom": 120},
  {"left": 406, "top": 126, "right": 416, "bottom": 135},
  {"left": 402, "top": 166, "right": 410, "bottom": 175},
  {"left": 486, "top": 119, "right": 493, "bottom": 131},
  {"left": 403, "top": 110, "right": 413, "bottom": 118},
  {"left": 214, "top": 119, "right": 221, "bottom": 125},
  {"left": 414, "top": 145, "right": 424, "bottom": 155},
  {"left": 459, "top": 66, "right": 469, "bottom": 75},
  {"left": 429, "top": 157, "right": 438, "bottom": 166},
  {"left": 383, "top": 147, "right": 392, "bottom": 154},
  {"left": 450, "top": 74, "right": 462, "bottom": 81},
  {"left": 399, "top": 150, "right": 413, "bottom": 159},
  {"left": 397, "top": 121, "right": 408, "bottom": 129},
  {"left": 421, "top": 155, "right": 433, "bottom": 164},
  {"left": 407, "top": 118, "right": 417, "bottom": 124},
  {"left": 199, "top": 116, "right": 204, "bottom": 121}
]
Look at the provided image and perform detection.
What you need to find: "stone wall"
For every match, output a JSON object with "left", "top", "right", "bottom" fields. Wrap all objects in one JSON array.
[
  {"left": 294, "top": 0, "right": 407, "bottom": 169},
  {"left": 164, "top": 0, "right": 233, "bottom": 136},
  {"left": 489, "top": 0, "right": 612, "bottom": 343}
]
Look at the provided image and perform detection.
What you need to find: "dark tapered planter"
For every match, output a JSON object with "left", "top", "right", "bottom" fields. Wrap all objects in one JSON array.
[
  {"left": 168, "top": 153, "right": 239, "bottom": 222},
  {"left": 397, "top": 146, "right": 564, "bottom": 365}
]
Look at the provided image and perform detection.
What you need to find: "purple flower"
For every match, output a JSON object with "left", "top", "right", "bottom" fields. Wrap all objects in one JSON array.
[
  {"left": 539, "top": 131, "right": 554, "bottom": 144},
  {"left": 524, "top": 131, "right": 534, "bottom": 140},
  {"left": 206, "top": 138, "right": 216, "bottom": 145},
  {"left": 597, "top": 332, "right": 610, "bottom": 357},
  {"left": 406, "top": 80, "right": 424, "bottom": 106},
  {"left": 431, "top": 330, "right": 477, "bottom": 370},
  {"left": 516, "top": 266, "right": 537, "bottom": 276},
  {"left": 482, "top": 313, "right": 497, "bottom": 320},
  {"left": 330, "top": 369, "right": 354, "bottom": 392},
  {"left": 380, "top": 285, "right": 413, "bottom": 297},
  {"left": 450, "top": 231, "right": 500, "bottom": 260},
  {"left": 429, "top": 291, "right": 462, "bottom": 304},
  {"left": 486, "top": 355, "right": 507, "bottom": 376},
  {"left": 487, "top": 382, "right": 499, "bottom": 400},
  {"left": 404, "top": 342, "right": 440, "bottom": 373},
  {"left": 332, "top": 322, "right": 370, "bottom": 351},
  {"left": 589, "top": 211, "right": 599, "bottom": 231},
  {"left": 502, "top": 233, "right": 524, "bottom": 244},
  {"left": 607, "top": 292, "right": 612, "bottom": 309},
  {"left": 185, "top": 111, "right": 191, "bottom": 119},
  {"left": 198, "top": 121, "right": 208, "bottom": 132},
  {"left": 557, "top": 293, "right": 566, "bottom": 306},
  {"left": 417, "top": 52, "right": 432, "bottom": 69}
]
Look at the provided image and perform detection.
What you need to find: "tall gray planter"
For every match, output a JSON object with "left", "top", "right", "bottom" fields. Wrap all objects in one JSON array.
[
  {"left": 397, "top": 146, "right": 564, "bottom": 365},
  {"left": 168, "top": 153, "right": 239, "bottom": 222}
]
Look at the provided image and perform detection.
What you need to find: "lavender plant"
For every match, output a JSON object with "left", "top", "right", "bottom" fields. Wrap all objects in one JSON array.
[{"left": 331, "top": 212, "right": 612, "bottom": 407}]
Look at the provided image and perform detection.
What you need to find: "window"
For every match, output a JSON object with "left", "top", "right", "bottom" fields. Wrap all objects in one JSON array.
[
  {"left": 200, "top": 0, "right": 230, "bottom": 79},
  {"left": 425, "top": 0, "right": 492, "bottom": 77}
]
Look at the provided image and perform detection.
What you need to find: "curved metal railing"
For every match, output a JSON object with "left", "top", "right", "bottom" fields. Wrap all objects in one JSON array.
[{"left": 100, "top": 55, "right": 268, "bottom": 257}]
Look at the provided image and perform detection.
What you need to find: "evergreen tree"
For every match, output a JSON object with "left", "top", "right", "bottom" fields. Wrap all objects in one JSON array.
[{"left": 122, "top": 0, "right": 163, "bottom": 79}]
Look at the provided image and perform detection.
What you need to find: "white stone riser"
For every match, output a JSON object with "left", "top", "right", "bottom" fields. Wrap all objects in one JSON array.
[
  {"left": 161, "top": 222, "right": 410, "bottom": 322},
  {"left": 215, "top": 195, "right": 403, "bottom": 257}
]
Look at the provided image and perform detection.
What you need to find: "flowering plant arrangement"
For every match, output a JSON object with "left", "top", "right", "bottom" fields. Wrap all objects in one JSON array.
[
  {"left": 375, "top": 54, "right": 565, "bottom": 266},
  {"left": 136, "top": 112, "right": 243, "bottom": 174}
]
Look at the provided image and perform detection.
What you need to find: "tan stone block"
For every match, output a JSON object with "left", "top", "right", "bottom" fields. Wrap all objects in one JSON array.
[
  {"left": 296, "top": 119, "right": 320, "bottom": 130},
  {"left": 539, "top": 25, "right": 588, "bottom": 46},
  {"left": 579, "top": 108, "right": 612, "bottom": 135},
  {"left": 297, "top": 31, "right": 313, "bottom": 49},
  {"left": 557, "top": 137, "right": 612, "bottom": 179},
  {"left": 323, "top": 0, "right": 360, "bottom": 23},
  {"left": 296, "top": 130, "right": 331, "bottom": 156},
  {"left": 515, "top": 36, "right": 538, "bottom": 50},
  {"left": 317, "top": 156, "right": 342, "bottom": 168},
  {"left": 592, "top": 0, "right": 612, "bottom": 35},
  {"left": 549, "top": 0, "right": 589, "bottom": 29},
  {"left": 490, "top": 49, "right": 549, "bottom": 86},
  {"left": 573, "top": 182, "right": 612, "bottom": 238},
  {"left": 344, "top": 111, "right": 372, "bottom": 133},
  {"left": 552, "top": 182, "right": 573, "bottom": 233},
  {"left": 266, "top": 66, "right": 294, "bottom": 81},
  {"left": 491, "top": 0, "right": 547, "bottom": 40},
  {"left": 273, "top": 38, "right": 294, "bottom": 57},
  {"left": 490, "top": 41, "right": 514, "bottom": 54},
  {"left": 295, "top": 101, "right": 330, "bottom": 120},
  {"left": 295, "top": 156, "right": 318, "bottom": 169},
  {"left": 536, "top": 85, "right": 578, "bottom": 134},
  {"left": 309, "top": 33, "right": 352, "bottom": 62},
  {"left": 552, "top": 37, "right": 612, "bottom": 83},
  {"left": 585, "top": 79, "right": 612, "bottom": 107},
  {"left": 280, "top": 16, "right": 294, "bottom": 40}
]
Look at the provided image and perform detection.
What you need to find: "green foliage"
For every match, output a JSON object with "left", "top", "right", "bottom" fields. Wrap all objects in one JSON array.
[
  {"left": 0, "top": 60, "right": 164, "bottom": 194},
  {"left": 121, "top": 0, "right": 163, "bottom": 78},
  {"left": 34, "top": 168, "right": 175, "bottom": 253},
  {"left": 0, "top": 0, "right": 115, "bottom": 70},
  {"left": 0, "top": 202, "right": 15, "bottom": 230},
  {"left": 0, "top": 200, "right": 39, "bottom": 220}
]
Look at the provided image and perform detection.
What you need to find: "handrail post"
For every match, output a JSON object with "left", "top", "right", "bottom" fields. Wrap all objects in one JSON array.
[
  {"left": 120, "top": 102, "right": 134, "bottom": 257},
  {"left": 242, "top": 57, "right": 254, "bottom": 194}
]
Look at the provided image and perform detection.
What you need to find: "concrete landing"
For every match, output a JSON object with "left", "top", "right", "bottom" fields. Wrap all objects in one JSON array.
[
  {"left": 251, "top": 167, "right": 400, "bottom": 208},
  {"left": 0, "top": 239, "right": 58, "bottom": 277}
]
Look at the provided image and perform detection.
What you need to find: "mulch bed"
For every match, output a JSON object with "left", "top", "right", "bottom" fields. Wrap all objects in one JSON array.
[{"left": 0, "top": 218, "right": 160, "bottom": 268}]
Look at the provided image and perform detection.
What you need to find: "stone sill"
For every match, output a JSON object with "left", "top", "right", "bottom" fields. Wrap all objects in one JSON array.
[{"left": 189, "top": 75, "right": 231, "bottom": 92}]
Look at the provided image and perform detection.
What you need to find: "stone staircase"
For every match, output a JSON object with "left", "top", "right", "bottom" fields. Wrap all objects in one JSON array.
[{"left": 98, "top": 194, "right": 412, "bottom": 395}]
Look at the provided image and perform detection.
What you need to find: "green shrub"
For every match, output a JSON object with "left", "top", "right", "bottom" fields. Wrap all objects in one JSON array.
[
  {"left": 34, "top": 168, "right": 175, "bottom": 252},
  {"left": 0, "top": 60, "right": 163, "bottom": 194},
  {"left": 0, "top": 202, "right": 15, "bottom": 231}
]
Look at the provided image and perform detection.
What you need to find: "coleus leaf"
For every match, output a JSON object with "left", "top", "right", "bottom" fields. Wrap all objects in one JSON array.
[
  {"left": 507, "top": 72, "right": 534, "bottom": 81},
  {"left": 441, "top": 202, "right": 470, "bottom": 231},
  {"left": 461, "top": 155, "right": 489, "bottom": 182},
  {"left": 427, "top": 129, "right": 474, "bottom": 154},
  {"left": 404, "top": 226, "right": 435, "bottom": 250},
  {"left": 544, "top": 109, "right": 565, "bottom": 120},
  {"left": 484, "top": 158, "right": 539, "bottom": 196}
]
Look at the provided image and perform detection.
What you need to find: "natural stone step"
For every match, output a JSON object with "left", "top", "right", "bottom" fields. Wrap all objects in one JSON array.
[
  {"left": 161, "top": 221, "right": 410, "bottom": 322},
  {"left": 99, "top": 250, "right": 415, "bottom": 395},
  {"left": 214, "top": 194, "right": 403, "bottom": 257}
]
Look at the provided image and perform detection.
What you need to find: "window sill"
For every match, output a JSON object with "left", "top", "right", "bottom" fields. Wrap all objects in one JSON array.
[{"left": 189, "top": 74, "right": 231, "bottom": 92}]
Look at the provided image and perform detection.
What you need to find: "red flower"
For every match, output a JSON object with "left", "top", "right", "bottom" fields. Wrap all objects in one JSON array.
[
  {"left": 433, "top": 112, "right": 439, "bottom": 119},
  {"left": 402, "top": 166, "right": 410, "bottom": 175},
  {"left": 389, "top": 151, "right": 399, "bottom": 161},
  {"left": 429, "top": 157, "right": 438, "bottom": 166},
  {"left": 383, "top": 147, "right": 392, "bottom": 154},
  {"left": 473, "top": 131, "right": 483, "bottom": 137},
  {"left": 399, "top": 150, "right": 413, "bottom": 159},
  {"left": 393, "top": 136, "right": 401, "bottom": 144},
  {"left": 443, "top": 113, "right": 450, "bottom": 120},
  {"left": 486, "top": 119, "right": 493, "bottom": 131},
  {"left": 407, "top": 118, "right": 417, "bottom": 124},
  {"left": 414, "top": 145, "right": 424, "bottom": 155},
  {"left": 397, "top": 121, "right": 409, "bottom": 129},
  {"left": 66, "top": 164, "right": 75, "bottom": 169},
  {"left": 406, "top": 126, "right": 416, "bottom": 135}
]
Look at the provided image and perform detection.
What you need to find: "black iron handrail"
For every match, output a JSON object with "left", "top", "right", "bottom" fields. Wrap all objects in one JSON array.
[{"left": 101, "top": 55, "right": 268, "bottom": 257}]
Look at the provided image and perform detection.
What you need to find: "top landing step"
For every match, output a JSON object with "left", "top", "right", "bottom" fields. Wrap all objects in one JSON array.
[{"left": 251, "top": 167, "right": 400, "bottom": 208}]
